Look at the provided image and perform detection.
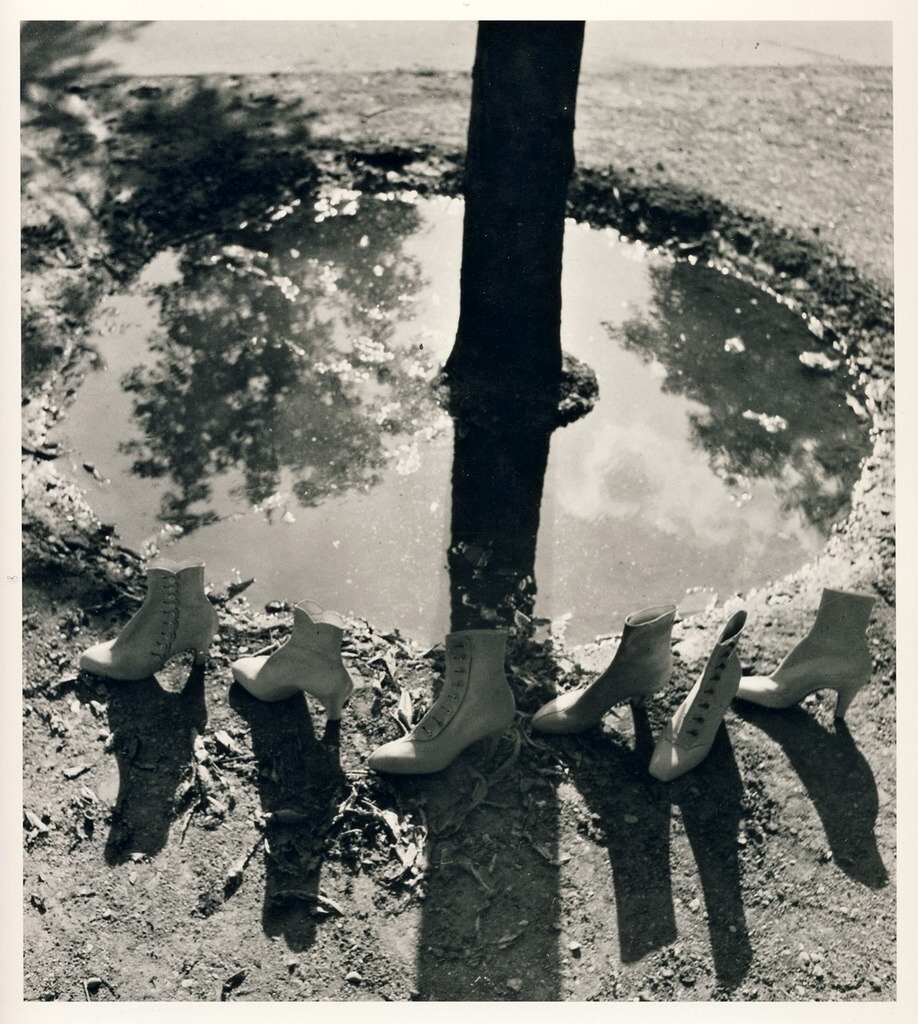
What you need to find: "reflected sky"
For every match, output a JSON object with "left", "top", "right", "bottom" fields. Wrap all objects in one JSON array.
[{"left": 52, "top": 193, "right": 870, "bottom": 646}]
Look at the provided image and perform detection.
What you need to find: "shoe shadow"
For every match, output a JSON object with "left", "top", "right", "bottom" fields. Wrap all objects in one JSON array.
[
  {"left": 734, "top": 703, "right": 888, "bottom": 888},
  {"left": 102, "top": 662, "right": 207, "bottom": 865},
  {"left": 664, "top": 726, "right": 753, "bottom": 990},
  {"left": 567, "top": 709, "right": 678, "bottom": 964},
  {"left": 228, "top": 684, "right": 348, "bottom": 952},
  {"left": 412, "top": 736, "right": 562, "bottom": 1000}
]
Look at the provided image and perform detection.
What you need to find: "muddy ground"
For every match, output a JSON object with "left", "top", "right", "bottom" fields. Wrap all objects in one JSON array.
[{"left": 20, "top": 47, "right": 894, "bottom": 1002}]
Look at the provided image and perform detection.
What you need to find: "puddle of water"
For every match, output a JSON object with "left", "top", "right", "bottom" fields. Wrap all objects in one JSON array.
[{"left": 53, "top": 191, "right": 870, "bottom": 647}]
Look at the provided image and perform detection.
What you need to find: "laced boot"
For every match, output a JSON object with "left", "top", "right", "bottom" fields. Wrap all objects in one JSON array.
[
  {"left": 368, "top": 629, "right": 515, "bottom": 774},
  {"left": 230, "top": 600, "right": 354, "bottom": 719},
  {"left": 736, "top": 588, "right": 875, "bottom": 719},
  {"left": 649, "top": 610, "right": 747, "bottom": 781},
  {"left": 79, "top": 559, "right": 219, "bottom": 680},
  {"left": 530, "top": 604, "right": 676, "bottom": 734}
]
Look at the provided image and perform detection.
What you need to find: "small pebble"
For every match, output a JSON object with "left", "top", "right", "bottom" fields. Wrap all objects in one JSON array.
[
  {"left": 506, "top": 978, "right": 523, "bottom": 992},
  {"left": 345, "top": 971, "right": 362, "bottom": 985}
]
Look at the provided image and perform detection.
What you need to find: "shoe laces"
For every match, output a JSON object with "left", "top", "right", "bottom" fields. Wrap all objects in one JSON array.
[{"left": 417, "top": 639, "right": 469, "bottom": 738}]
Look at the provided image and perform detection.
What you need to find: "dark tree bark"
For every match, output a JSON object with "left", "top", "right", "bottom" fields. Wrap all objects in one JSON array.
[{"left": 444, "top": 21, "right": 585, "bottom": 428}]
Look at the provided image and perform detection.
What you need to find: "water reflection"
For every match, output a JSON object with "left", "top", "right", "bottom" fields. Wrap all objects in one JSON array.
[
  {"left": 54, "top": 197, "right": 874, "bottom": 642},
  {"left": 609, "top": 260, "right": 870, "bottom": 531},
  {"left": 118, "top": 196, "right": 443, "bottom": 531}
]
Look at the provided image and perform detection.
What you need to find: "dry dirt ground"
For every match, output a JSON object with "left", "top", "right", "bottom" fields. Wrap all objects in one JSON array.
[{"left": 19, "top": 47, "right": 894, "bottom": 1003}]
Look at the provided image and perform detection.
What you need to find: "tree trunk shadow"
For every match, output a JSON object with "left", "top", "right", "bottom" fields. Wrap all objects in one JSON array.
[{"left": 414, "top": 737, "right": 562, "bottom": 1000}]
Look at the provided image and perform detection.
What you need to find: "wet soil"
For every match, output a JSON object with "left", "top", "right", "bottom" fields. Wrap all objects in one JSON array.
[{"left": 20, "top": 60, "right": 894, "bottom": 1002}]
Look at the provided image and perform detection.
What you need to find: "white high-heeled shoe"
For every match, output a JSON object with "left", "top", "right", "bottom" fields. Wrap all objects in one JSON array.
[
  {"left": 649, "top": 610, "right": 747, "bottom": 781},
  {"left": 368, "top": 629, "right": 515, "bottom": 774},
  {"left": 530, "top": 604, "right": 676, "bottom": 734},
  {"left": 79, "top": 559, "right": 219, "bottom": 680},
  {"left": 230, "top": 600, "right": 354, "bottom": 719},
  {"left": 736, "top": 588, "right": 875, "bottom": 720}
]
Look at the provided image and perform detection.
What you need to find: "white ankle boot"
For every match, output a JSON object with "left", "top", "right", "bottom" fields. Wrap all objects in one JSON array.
[
  {"left": 649, "top": 610, "right": 747, "bottom": 781},
  {"left": 736, "top": 588, "right": 875, "bottom": 719},
  {"left": 530, "top": 604, "right": 676, "bottom": 734},
  {"left": 79, "top": 559, "right": 219, "bottom": 680},
  {"left": 230, "top": 600, "right": 354, "bottom": 719},
  {"left": 367, "top": 629, "right": 516, "bottom": 774}
]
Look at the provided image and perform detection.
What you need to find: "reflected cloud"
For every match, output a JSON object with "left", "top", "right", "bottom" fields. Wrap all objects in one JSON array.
[{"left": 606, "top": 260, "right": 871, "bottom": 533}]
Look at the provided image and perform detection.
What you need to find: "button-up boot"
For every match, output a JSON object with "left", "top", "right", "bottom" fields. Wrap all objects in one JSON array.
[
  {"left": 79, "top": 559, "right": 219, "bottom": 680},
  {"left": 368, "top": 629, "right": 516, "bottom": 774}
]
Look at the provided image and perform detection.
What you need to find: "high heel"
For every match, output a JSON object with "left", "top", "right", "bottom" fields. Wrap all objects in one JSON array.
[
  {"left": 736, "top": 588, "right": 875, "bottom": 720},
  {"left": 79, "top": 559, "right": 219, "bottom": 680},
  {"left": 649, "top": 610, "right": 747, "bottom": 781},
  {"left": 230, "top": 600, "right": 354, "bottom": 719},
  {"left": 530, "top": 604, "right": 676, "bottom": 734},
  {"left": 368, "top": 629, "right": 515, "bottom": 774}
]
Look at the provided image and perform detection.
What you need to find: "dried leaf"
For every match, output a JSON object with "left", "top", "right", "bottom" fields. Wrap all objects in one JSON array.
[
  {"left": 263, "top": 809, "right": 312, "bottom": 826},
  {"left": 497, "top": 920, "right": 529, "bottom": 948},
  {"left": 214, "top": 730, "right": 241, "bottom": 756},
  {"left": 221, "top": 969, "right": 247, "bottom": 1000},
  {"left": 396, "top": 689, "right": 414, "bottom": 732},
  {"left": 396, "top": 840, "right": 419, "bottom": 868},
  {"left": 24, "top": 810, "right": 48, "bottom": 833},
  {"left": 316, "top": 892, "right": 345, "bottom": 916},
  {"left": 379, "top": 808, "right": 401, "bottom": 839}
]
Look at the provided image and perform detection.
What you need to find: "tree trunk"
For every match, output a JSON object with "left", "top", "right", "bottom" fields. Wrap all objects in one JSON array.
[{"left": 444, "top": 21, "right": 585, "bottom": 428}]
